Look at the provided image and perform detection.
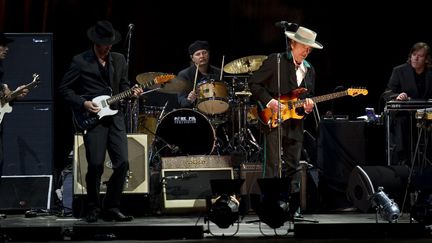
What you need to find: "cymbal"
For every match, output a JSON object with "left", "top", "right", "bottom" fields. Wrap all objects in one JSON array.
[
  {"left": 136, "top": 72, "right": 189, "bottom": 94},
  {"left": 136, "top": 72, "right": 164, "bottom": 84},
  {"left": 224, "top": 55, "right": 268, "bottom": 74}
]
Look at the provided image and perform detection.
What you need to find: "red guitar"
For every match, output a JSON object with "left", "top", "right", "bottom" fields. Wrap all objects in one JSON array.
[{"left": 259, "top": 87, "right": 368, "bottom": 128}]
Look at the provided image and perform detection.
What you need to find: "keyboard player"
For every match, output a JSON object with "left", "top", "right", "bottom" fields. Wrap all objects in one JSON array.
[{"left": 383, "top": 42, "right": 432, "bottom": 166}]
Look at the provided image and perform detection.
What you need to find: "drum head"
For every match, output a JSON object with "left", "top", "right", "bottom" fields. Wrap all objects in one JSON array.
[{"left": 155, "top": 109, "right": 215, "bottom": 156}]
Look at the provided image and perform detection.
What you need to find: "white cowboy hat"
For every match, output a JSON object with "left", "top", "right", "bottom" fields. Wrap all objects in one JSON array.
[{"left": 285, "top": 26, "right": 323, "bottom": 49}]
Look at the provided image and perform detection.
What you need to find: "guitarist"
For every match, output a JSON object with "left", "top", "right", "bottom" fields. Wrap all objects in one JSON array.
[
  {"left": 58, "top": 21, "right": 143, "bottom": 223},
  {"left": 249, "top": 26, "right": 323, "bottom": 218},
  {"left": 0, "top": 33, "right": 29, "bottom": 197}
]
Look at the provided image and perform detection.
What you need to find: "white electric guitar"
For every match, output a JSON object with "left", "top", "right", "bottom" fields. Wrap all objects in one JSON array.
[
  {"left": 72, "top": 74, "right": 174, "bottom": 131},
  {"left": 0, "top": 73, "right": 40, "bottom": 124}
]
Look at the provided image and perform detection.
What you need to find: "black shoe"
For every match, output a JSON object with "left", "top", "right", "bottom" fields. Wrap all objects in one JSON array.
[
  {"left": 86, "top": 208, "right": 100, "bottom": 223},
  {"left": 102, "top": 208, "right": 133, "bottom": 222}
]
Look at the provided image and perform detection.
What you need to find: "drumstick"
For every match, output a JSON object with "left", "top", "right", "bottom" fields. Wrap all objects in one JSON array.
[
  {"left": 193, "top": 63, "right": 199, "bottom": 92},
  {"left": 219, "top": 55, "right": 225, "bottom": 80}
]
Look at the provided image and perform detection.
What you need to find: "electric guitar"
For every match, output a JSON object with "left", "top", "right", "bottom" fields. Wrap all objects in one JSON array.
[
  {"left": 73, "top": 74, "right": 175, "bottom": 131},
  {"left": 0, "top": 73, "right": 41, "bottom": 124},
  {"left": 260, "top": 87, "right": 368, "bottom": 128}
]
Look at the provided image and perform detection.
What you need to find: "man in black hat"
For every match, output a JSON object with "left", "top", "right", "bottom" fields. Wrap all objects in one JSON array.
[
  {"left": 59, "top": 20, "right": 143, "bottom": 222},
  {"left": 177, "top": 40, "right": 222, "bottom": 108}
]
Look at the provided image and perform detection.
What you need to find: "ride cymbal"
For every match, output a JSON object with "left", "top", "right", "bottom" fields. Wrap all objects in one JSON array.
[{"left": 223, "top": 55, "right": 268, "bottom": 74}]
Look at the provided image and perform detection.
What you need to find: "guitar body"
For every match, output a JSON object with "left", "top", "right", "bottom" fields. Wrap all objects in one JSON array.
[
  {"left": 0, "top": 102, "right": 13, "bottom": 124},
  {"left": 73, "top": 95, "right": 119, "bottom": 131},
  {"left": 259, "top": 88, "right": 307, "bottom": 128}
]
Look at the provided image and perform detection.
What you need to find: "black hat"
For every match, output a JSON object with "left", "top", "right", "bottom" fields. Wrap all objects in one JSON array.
[
  {"left": 188, "top": 40, "right": 209, "bottom": 55},
  {"left": 0, "top": 33, "right": 13, "bottom": 45},
  {"left": 87, "top": 20, "right": 121, "bottom": 45}
]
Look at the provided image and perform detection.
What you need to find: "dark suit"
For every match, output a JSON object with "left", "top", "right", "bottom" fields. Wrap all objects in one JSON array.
[
  {"left": 249, "top": 52, "right": 315, "bottom": 184},
  {"left": 59, "top": 49, "right": 130, "bottom": 210},
  {"left": 384, "top": 63, "right": 432, "bottom": 165}
]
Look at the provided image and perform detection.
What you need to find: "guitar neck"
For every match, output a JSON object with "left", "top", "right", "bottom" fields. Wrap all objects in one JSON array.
[
  {"left": 4, "top": 81, "right": 39, "bottom": 103},
  {"left": 294, "top": 90, "right": 348, "bottom": 108},
  {"left": 106, "top": 80, "right": 156, "bottom": 105}
]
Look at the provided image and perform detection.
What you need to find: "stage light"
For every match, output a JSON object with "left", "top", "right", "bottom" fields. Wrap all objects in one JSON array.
[
  {"left": 371, "top": 187, "right": 400, "bottom": 223},
  {"left": 205, "top": 179, "right": 244, "bottom": 235},
  {"left": 251, "top": 178, "right": 291, "bottom": 229},
  {"left": 208, "top": 194, "right": 240, "bottom": 229}
]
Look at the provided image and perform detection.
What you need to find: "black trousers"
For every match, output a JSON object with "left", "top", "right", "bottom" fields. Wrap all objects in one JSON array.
[
  {"left": 265, "top": 123, "right": 302, "bottom": 193},
  {"left": 83, "top": 116, "right": 129, "bottom": 210}
]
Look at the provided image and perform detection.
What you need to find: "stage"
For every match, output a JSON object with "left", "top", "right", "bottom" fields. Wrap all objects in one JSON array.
[{"left": 0, "top": 211, "right": 430, "bottom": 242}]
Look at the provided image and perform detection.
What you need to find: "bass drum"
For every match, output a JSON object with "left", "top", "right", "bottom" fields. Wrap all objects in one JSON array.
[{"left": 155, "top": 109, "right": 215, "bottom": 156}]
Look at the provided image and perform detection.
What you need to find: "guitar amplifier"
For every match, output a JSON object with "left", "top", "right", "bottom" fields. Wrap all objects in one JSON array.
[
  {"left": 73, "top": 134, "right": 149, "bottom": 195},
  {"left": 161, "top": 155, "right": 233, "bottom": 211}
]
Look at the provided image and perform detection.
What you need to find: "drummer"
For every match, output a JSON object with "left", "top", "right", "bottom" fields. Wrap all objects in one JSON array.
[{"left": 177, "top": 40, "right": 221, "bottom": 108}]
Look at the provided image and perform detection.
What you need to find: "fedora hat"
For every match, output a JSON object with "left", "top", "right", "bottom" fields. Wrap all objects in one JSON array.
[
  {"left": 0, "top": 33, "right": 13, "bottom": 45},
  {"left": 87, "top": 20, "right": 121, "bottom": 45},
  {"left": 285, "top": 26, "right": 323, "bottom": 49}
]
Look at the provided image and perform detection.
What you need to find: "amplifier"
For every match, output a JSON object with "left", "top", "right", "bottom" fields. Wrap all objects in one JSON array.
[
  {"left": 73, "top": 134, "right": 149, "bottom": 194},
  {"left": 161, "top": 155, "right": 231, "bottom": 169},
  {"left": 161, "top": 155, "right": 233, "bottom": 211}
]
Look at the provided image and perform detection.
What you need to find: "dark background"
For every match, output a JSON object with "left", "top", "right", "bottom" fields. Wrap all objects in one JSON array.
[{"left": 0, "top": 0, "right": 430, "bottom": 176}]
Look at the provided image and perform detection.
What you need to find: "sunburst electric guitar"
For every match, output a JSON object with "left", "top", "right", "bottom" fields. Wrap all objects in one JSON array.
[
  {"left": 0, "top": 73, "right": 41, "bottom": 124},
  {"left": 260, "top": 87, "right": 368, "bottom": 128},
  {"left": 73, "top": 74, "right": 175, "bottom": 131}
]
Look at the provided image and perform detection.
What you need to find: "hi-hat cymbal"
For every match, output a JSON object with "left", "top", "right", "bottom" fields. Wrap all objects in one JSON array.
[
  {"left": 224, "top": 55, "right": 268, "bottom": 74},
  {"left": 136, "top": 72, "right": 189, "bottom": 94}
]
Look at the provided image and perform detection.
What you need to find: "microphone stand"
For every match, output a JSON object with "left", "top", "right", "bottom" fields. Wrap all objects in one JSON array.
[
  {"left": 125, "top": 25, "right": 138, "bottom": 133},
  {"left": 277, "top": 53, "right": 282, "bottom": 178}
]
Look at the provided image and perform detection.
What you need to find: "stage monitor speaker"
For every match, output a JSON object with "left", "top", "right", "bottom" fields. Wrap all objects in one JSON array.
[
  {"left": 346, "top": 165, "right": 409, "bottom": 212},
  {"left": 0, "top": 175, "right": 52, "bottom": 211},
  {"left": 3, "top": 33, "right": 53, "bottom": 101},
  {"left": 161, "top": 155, "right": 233, "bottom": 211},
  {"left": 3, "top": 102, "right": 53, "bottom": 175},
  {"left": 73, "top": 134, "right": 149, "bottom": 195}
]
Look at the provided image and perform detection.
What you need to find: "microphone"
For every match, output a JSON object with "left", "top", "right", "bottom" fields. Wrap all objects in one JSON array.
[
  {"left": 128, "top": 23, "right": 135, "bottom": 30},
  {"left": 275, "top": 21, "right": 298, "bottom": 29}
]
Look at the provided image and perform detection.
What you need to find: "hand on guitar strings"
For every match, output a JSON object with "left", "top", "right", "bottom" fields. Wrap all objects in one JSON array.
[
  {"left": 15, "top": 85, "right": 30, "bottom": 98},
  {"left": 84, "top": 100, "right": 101, "bottom": 113},
  {"left": 267, "top": 98, "right": 286, "bottom": 113}
]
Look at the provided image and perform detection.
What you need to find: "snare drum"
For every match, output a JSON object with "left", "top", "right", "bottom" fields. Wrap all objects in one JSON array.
[
  {"left": 155, "top": 109, "right": 216, "bottom": 156},
  {"left": 197, "top": 80, "right": 229, "bottom": 115}
]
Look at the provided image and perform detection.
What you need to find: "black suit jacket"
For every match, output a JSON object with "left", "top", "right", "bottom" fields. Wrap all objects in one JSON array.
[
  {"left": 384, "top": 63, "right": 432, "bottom": 100},
  {"left": 58, "top": 49, "right": 130, "bottom": 130},
  {"left": 249, "top": 52, "right": 316, "bottom": 141}
]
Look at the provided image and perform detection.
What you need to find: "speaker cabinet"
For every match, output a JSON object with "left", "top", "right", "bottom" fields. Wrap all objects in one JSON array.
[
  {"left": 346, "top": 165, "right": 409, "bottom": 212},
  {"left": 73, "top": 134, "right": 149, "bottom": 195},
  {"left": 3, "top": 33, "right": 53, "bottom": 101},
  {"left": 161, "top": 155, "right": 233, "bottom": 211},
  {"left": 0, "top": 175, "right": 52, "bottom": 211},
  {"left": 3, "top": 102, "right": 53, "bottom": 175}
]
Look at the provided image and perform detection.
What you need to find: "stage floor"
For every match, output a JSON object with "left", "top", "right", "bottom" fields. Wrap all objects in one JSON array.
[{"left": 0, "top": 211, "right": 431, "bottom": 242}]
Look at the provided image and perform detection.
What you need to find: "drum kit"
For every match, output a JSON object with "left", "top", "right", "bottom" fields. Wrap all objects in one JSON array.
[{"left": 127, "top": 55, "right": 268, "bottom": 164}]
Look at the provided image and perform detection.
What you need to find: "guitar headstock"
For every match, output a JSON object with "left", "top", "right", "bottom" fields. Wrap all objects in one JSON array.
[
  {"left": 154, "top": 74, "right": 176, "bottom": 84},
  {"left": 347, "top": 88, "right": 368, "bottom": 97},
  {"left": 30, "top": 73, "right": 41, "bottom": 88}
]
